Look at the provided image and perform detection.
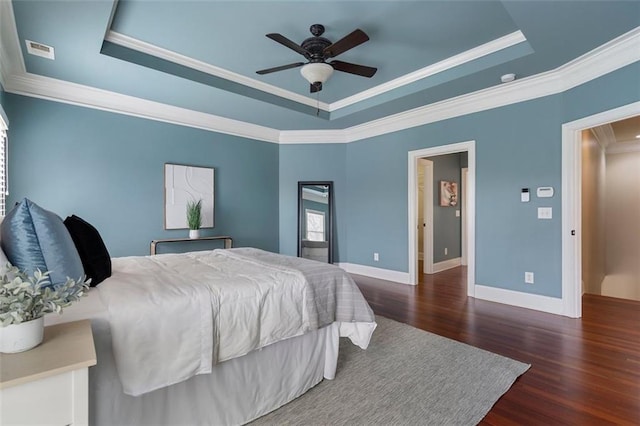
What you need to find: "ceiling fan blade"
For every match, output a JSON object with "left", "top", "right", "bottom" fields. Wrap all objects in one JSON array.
[
  {"left": 330, "top": 60, "right": 377, "bottom": 78},
  {"left": 266, "top": 33, "right": 310, "bottom": 58},
  {"left": 310, "top": 82, "right": 322, "bottom": 93},
  {"left": 256, "top": 62, "right": 305, "bottom": 75},
  {"left": 323, "top": 29, "right": 369, "bottom": 58}
]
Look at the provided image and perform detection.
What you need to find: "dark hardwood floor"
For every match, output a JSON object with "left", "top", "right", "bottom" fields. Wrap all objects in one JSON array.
[{"left": 351, "top": 266, "right": 640, "bottom": 425}]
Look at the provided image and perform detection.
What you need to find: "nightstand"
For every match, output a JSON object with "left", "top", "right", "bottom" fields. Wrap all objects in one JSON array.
[{"left": 0, "top": 319, "right": 97, "bottom": 425}]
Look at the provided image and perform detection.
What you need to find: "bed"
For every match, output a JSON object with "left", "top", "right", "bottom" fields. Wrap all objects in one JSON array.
[{"left": 45, "top": 247, "right": 376, "bottom": 425}]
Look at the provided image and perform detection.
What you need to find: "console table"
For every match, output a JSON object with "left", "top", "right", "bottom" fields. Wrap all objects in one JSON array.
[
  {"left": 0, "top": 320, "right": 96, "bottom": 425},
  {"left": 150, "top": 235, "right": 233, "bottom": 255}
]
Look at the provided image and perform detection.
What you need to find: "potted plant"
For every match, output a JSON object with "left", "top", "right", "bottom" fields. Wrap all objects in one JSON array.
[
  {"left": 186, "top": 199, "right": 202, "bottom": 239},
  {"left": 0, "top": 264, "right": 89, "bottom": 353}
]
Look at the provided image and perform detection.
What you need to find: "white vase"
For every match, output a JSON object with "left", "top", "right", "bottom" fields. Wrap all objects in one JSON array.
[
  {"left": 0, "top": 316, "right": 45, "bottom": 353},
  {"left": 189, "top": 229, "right": 200, "bottom": 239}
]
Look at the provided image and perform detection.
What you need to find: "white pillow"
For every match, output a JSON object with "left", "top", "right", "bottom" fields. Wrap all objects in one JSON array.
[{"left": 0, "top": 246, "right": 9, "bottom": 271}]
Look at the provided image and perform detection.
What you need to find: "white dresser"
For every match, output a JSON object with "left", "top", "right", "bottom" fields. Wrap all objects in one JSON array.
[{"left": 0, "top": 320, "right": 96, "bottom": 426}]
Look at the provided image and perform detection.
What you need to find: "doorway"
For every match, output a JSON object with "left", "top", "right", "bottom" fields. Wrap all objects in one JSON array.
[
  {"left": 417, "top": 155, "right": 467, "bottom": 275},
  {"left": 408, "top": 141, "right": 475, "bottom": 295},
  {"left": 581, "top": 116, "right": 640, "bottom": 301},
  {"left": 561, "top": 101, "right": 639, "bottom": 318}
]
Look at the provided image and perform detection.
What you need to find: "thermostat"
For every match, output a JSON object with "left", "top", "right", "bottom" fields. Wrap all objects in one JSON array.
[
  {"left": 537, "top": 187, "right": 554, "bottom": 198},
  {"left": 521, "top": 188, "right": 530, "bottom": 202}
]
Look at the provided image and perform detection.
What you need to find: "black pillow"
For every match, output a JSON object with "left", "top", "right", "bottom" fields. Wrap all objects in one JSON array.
[{"left": 63, "top": 215, "right": 111, "bottom": 286}]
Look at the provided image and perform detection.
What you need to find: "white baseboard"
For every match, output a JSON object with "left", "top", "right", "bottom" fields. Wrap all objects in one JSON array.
[
  {"left": 341, "top": 262, "right": 568, "bottom": 316},
  {"left": 474, "top": 284, "right": 564, "bottom": 316},
  {"left": 337, "top": 262, "right": 412, "bottom": 285},
  {"left": 433, "top": 257, "right": 462, "bottom": 273}
]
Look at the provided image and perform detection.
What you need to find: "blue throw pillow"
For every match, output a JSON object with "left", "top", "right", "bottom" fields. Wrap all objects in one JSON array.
[{"left": 0, "top": 198, "right": 84, "bottom": 286}]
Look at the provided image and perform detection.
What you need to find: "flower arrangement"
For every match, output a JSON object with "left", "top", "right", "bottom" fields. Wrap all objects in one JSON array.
[
  {"left": 0, "top": 264, "right": 89, "bottom": 327},
  {"left": 186, "top": 199, "right": 202, "bottom": 231}
]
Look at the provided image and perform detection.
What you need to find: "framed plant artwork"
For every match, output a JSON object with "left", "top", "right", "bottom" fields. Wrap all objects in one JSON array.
[
  {"left": 439, "top": 181, "right": 458, "bottom": 207},
  {"left": 164, "top": 163, "right": 215, "bottom": 229}
]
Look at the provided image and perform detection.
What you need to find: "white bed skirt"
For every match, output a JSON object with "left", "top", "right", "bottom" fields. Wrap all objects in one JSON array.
[{"left": 88, "top": 318, "right": 339, "bottom": 426}]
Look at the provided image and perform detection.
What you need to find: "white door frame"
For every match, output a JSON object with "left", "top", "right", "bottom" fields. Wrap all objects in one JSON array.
[
  {"left": 561, "top": 101, "right": 639, "bottom": 318},
  {"left": 461, "top": 168, "right": 469, "bottom": 266},
  {"left": 420, "top": 159, "right": 434, "bottom": 274},
  {"left": 408, "top": 140, "right": 475, "bottom": 296}
]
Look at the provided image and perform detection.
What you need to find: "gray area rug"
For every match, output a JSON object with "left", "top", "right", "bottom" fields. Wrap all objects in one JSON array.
[{"left": 252, "top": 316, "right": 530, "bottom": 425}]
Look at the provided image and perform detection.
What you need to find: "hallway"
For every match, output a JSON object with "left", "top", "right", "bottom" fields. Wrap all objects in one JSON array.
[{"left": 582, "top": 118, "right": 640, "bottom": 302}]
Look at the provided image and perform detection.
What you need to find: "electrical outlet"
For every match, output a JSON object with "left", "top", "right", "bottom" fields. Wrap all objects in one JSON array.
[
  {"left": 525, "top": 272, "right": 534, "bottom": 284},
  {"left": 538, "top": 207, "right": 552, "bottom": 219},
  {"left": 373, "top": 253, "right": 379, "bottom": 262},
  {"left": 444, "top": 248, "right": 448, "bottom": 255}
]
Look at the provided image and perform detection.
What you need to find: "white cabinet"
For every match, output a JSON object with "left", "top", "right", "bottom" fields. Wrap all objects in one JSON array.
[{"left": 0, "top": 320, "right": 96, "bottom": 425}]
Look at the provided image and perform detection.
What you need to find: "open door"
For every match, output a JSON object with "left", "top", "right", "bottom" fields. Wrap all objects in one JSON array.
[{"left": 420, "top": 159, "right": 434, "bottom": 274}]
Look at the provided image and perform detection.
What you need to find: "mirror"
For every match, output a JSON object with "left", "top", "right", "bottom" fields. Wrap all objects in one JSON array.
[{"left": 298, "top": 181, "right": 333, "bottom": 263}]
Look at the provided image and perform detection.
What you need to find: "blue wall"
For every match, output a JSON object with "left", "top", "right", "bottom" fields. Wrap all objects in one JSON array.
[
  {"left": 3, "top": 94, "right": 280, "bottom": 257},
  {"left": 4, "top": 61, "right": 638, "bottom": 300},
  {"left": 279, "top": 144, "right": 346, "bottom": 261},
  {"left": 342, "top": 63, "right": 638, "bottom": 298},
  {"left": 280, "top": 63, "right": 638, "bottom": 298},
  {"left": 343, "top": 97, "right": 563, "bottom": 297},
  {"left": 562, "top": 62, "right": 640, "bottom": 123}
]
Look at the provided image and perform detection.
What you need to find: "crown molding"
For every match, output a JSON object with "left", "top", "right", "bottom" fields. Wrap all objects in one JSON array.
[
  {"left": 1, "top": 0, "right": 638, "bottom": 147},
  {"left": 280, "top": 55, "right": 566, "bottom": 144},
  {"left": 6, "top": 73, "right": 281, "bottom": 143},
  {"left": 0, "top": 0, "right": 26, "bottom": 88},
  {"left": 279, "top": 129, "right": 348, "bottom": 144},
  {"left": 590, "top": 124, "right": 615, "bottom": 150},
  {"left": 329, "top": 30, "right": 527, "bottom": 112},
  {"left": 105, "top": 31, "right": 331, "bottom": 112},
  {"left": 557, "top": 26, "right": 640, "bottom": 92},
  {"left": 326, "top": 26, "right": 639, "bottom": 144},
  {"left": 106, "top": 29, "right": 527, "bottom": 115},
  {"left": 0, "top": 49, "right": 7, "bottom": 91}
]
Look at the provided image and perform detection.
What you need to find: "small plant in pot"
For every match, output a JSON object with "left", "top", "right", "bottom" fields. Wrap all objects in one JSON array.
[
  {"left": 186, "top": 199, "right": 202, "bottom": 239},
  {"left": 0, "top": 264, "right": 89, "bottom": 353}
]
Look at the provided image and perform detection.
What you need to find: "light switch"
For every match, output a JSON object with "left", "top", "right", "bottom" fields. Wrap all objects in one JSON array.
[
  {"left": 455, "top": 210, "right": 460, "bottom": 217},
  {"left": 538, "top": 207, "right": 552, "bottom": 219}
]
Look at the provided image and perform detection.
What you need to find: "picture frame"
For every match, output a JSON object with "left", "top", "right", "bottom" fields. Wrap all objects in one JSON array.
[
  {"left": 164, "top": 163, "right": 215, "bottom": 229},
  {"left": 439, "top": 180, "right": 458, "bottom": 207}
]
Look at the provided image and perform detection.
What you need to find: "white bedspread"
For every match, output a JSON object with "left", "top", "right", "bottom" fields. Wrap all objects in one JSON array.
[{"left": 98, "top": 248, "right": 375, "bottom": 396}]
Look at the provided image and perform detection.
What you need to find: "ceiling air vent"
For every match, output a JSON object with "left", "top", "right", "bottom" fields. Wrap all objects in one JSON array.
[{"left": 25, "top": 40, "right": 55, "bottom": 60}]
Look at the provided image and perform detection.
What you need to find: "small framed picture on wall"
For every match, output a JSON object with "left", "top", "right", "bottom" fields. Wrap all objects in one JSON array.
[{"left": 439, "top": 181, "right": 458, "bottom": 207}]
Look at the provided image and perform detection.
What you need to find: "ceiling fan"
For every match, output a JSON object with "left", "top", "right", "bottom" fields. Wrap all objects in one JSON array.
[{"left": 256, "top": 24, "right": 377, "bottom": 93}]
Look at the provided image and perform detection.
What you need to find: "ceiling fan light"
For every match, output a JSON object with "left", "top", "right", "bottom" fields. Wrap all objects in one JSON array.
[{"left": 300, "top": 63, "right": 334, "bottom": 85}]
